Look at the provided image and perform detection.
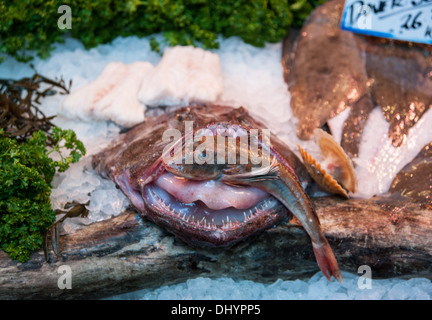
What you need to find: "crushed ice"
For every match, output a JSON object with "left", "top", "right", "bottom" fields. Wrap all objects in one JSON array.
[
  {"left": 108, "top": 272, "right": 432, "bottom": 300},
  {"left": 1, "top": 35, "right": 431, "bottom": 300}
]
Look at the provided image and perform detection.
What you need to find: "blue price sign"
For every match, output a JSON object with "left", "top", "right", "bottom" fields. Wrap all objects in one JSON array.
[{"left": 340, "top": 0, "right": 432, "bottom": 44}]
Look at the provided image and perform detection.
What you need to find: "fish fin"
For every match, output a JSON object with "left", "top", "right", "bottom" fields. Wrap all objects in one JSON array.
[
  {"left": 222, "top": 157, "right": 279, "bottom": 184},
  {"left": 312, "top": 241, "right": 343, "bottom": 283}
]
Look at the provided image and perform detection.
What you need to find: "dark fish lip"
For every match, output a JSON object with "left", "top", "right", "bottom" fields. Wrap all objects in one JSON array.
[{"left": 140, "top": 182, "right": 290, "bottom": 248}]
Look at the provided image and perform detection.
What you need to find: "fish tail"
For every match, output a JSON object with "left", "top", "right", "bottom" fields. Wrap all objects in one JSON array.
[
  {"left": 221, "top": 155, "right": 343, "bottom": 283},
  {"left": 312, "top": 240, "right": 343, "bottom": 283},
  {"left": 255, "top": 162, "right": 343, "bottom": 283}
]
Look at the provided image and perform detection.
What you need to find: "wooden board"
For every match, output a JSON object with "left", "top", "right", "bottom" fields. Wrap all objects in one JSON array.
[{"left": 0, "top": 196, "right": 431, "bottom": 299}]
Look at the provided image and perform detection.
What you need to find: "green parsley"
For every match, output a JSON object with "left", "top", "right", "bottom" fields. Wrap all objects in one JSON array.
[
  {"left": 0, "top": 128, "right": 85, "bottom": 262},
  {"left": 0, "top": 0, "right": 326, "bottom": 63}
]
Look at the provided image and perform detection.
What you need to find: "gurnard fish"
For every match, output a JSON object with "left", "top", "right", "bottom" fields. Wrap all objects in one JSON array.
[{"left": 92, "top": 104, "right": 342, "bottom": 282}]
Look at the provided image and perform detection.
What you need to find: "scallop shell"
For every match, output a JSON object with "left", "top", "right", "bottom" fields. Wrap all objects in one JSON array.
[
  {"left": 298, "top": 145, "right": 349, "bottom": 198},
  {"left": 298, "top": 128, "right": 358, "bottom": 198}
]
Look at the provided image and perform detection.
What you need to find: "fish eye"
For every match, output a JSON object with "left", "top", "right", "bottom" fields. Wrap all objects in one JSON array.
[{"left": 198, "top": 150, "right": 207, "bottom": 161}]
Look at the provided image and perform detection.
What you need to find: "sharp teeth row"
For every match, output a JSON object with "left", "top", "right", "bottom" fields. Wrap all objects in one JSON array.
[
  {"left": 242, "top": 198, "right": 273, "bottom": 222},
  {"left": 256, "top": 198, "right": 272, "bottom": 213},
  {"left": 153, "top": 188, "right": 276, "bottom": 230},
  {"left": 152, "top": 190, "right": 215, "bottom": 229},
  {"left": 242, "top": 209, "right": 255, "bottom": 223}
]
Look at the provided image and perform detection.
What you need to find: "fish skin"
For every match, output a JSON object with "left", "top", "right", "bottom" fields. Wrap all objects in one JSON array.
[
  {"left": 340, "top": 92, "right": 375, "bottom": 159},
  {"left": 364, "top": 39, "right": 432, "bottom": 147},
  {"left": 282, "top": 0, "right": 368, "bottom": 141},
  {"left": 389, "top": 142, "right": 432, "bottom": 203},
  {"left": 284, "top": 0, "right": 432, "bottom": 152}
]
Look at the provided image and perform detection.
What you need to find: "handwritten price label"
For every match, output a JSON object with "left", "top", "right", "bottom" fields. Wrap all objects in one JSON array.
[{"left": 340, "top": 0, "right": 432, "bottom": 44}]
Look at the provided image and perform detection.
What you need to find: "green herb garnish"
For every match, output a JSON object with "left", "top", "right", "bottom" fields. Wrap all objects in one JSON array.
[
  {"left": 0, "top": 70, "right": 85, "bottom": 263},
  {"left": 0, "top": 0, "right": 326, "bottom": 63},
  {"left": 0, "top": 128, "right": 85, "bottom": 262}
]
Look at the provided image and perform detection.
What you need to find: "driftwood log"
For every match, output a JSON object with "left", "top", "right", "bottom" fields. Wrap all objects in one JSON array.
[{"left": 0, "top": 196, "right": 431, "bottom": 299}]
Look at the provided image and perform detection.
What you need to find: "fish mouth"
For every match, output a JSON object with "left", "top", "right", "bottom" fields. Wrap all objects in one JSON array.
[{"left": 140, "top": 172, "right": 289, "bottom": 247}]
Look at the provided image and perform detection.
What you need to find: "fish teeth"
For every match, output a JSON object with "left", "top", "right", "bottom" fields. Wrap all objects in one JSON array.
[
  {"left": 158, "top": 198, "right": 278, "bottom": 229},
  {"left": 171, "top": 213, "right": 217, "bottom": 230},
  {"left": 199, "top": 217, "right": 206, "bottom": 227}
]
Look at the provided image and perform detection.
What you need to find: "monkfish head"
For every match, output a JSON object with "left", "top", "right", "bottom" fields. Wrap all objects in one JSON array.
[
  {"left": 93, "top": 105, "right": 342, "bottom": 282},
  {"left": 141, "top": 122, "right": 289, "bottom": 249}
]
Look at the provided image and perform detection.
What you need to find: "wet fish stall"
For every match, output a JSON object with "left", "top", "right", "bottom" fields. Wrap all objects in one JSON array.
[{"left": 0, "top": 0, "right": 431, "bottom": 300}]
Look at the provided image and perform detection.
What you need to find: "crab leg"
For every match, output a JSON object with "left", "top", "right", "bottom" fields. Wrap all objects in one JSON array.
[{"left": 221, "top": 156, "right": 343, "bottom": 283}]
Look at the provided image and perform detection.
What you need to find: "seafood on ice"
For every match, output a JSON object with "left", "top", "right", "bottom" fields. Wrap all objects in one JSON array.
[
  {"left": 61, "top": 61, "right": 153, "bottom": 127},
  {"left": 138, "top": 46, "right": 223, "bottom": 107},
  {"left": 283, "top": 0, "right": 432, "bottom": 200},
  {"left": 92, "top": 104, "right": 342, "bottom": 282},
  {"left": 60, "top": 46, "right": 223, "bottom": 127}
]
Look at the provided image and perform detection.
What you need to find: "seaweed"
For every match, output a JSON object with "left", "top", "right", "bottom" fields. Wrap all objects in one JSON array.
[{"left": 0, "top": 66, "right": 71, "bottom": 144}]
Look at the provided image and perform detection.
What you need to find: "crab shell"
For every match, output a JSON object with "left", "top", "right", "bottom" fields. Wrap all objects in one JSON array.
[{"left": 298, "top": 129, "right": 358, "bottom": 198}]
